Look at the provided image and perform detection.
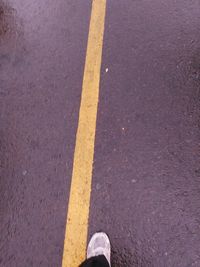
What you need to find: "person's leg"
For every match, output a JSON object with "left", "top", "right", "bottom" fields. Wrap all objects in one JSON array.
[
  {"left": 79, "top": 232, "right": 111, "bottom": 267},
  {"left": 79, "top": 255, "right": 109, "bottom": 267}
]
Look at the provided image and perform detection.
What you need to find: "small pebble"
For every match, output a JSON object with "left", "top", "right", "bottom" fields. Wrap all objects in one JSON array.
[
  {"left": 22, "top": 170, "right": 27, "bottom": 176},
  {"left": 96, "top": 183, "right": 101, "bottom": 190}
]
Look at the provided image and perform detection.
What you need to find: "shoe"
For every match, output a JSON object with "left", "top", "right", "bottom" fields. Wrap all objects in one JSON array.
[{"left": 87, "top": 232, "right": 111, "bottom": 266}]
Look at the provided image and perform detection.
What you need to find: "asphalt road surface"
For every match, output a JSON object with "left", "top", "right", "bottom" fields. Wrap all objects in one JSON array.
[{"left": 0, "top": 0, "right": 200, "bottom": 267}]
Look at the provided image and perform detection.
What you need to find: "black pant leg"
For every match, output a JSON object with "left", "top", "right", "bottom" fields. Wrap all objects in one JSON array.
[{"left": 79, "top": 255, "right": 110, "bottom": 267}]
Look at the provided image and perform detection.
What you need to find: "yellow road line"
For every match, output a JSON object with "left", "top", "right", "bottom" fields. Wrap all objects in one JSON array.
[{"left": 62, "top": 1, "right": 106, "bottom": 266}]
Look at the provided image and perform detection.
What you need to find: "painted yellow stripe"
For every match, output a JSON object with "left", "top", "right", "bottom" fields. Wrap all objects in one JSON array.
[{"left": 62, "top": 1, "right": 106, "bottom": 266}]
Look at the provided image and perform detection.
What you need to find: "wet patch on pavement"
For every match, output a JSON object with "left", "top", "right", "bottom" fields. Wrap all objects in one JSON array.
[
  {"left": 190, "top": 48, "right": 200, "bottom": 81},
  {"left": 0, "top": 0, "right": 26, "bottom": 98},
  {"left": 112, "top": 246, "right": 153, "bottom": 267},
  {"left": 0, "top": 1, "right": 17, "bottom": 40}
]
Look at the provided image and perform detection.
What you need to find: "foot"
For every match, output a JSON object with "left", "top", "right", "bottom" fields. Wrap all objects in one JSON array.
[{"left": 87, "top": 232, "right": 111, "bottom": 266}]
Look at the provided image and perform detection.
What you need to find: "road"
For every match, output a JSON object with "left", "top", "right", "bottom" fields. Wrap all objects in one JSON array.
[{"left": 0, "top": 0, "right": 200, "bottom": 266}]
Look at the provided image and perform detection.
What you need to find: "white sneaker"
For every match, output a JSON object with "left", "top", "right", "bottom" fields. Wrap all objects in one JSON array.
[{"left": 87, "top": 232, "right": 111, "bottom": 266}]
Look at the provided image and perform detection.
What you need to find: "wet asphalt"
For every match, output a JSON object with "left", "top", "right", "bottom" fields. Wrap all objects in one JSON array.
[{"left": 0, "top": 0, "right": 200, "bottom": 267}]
